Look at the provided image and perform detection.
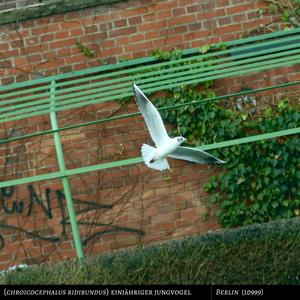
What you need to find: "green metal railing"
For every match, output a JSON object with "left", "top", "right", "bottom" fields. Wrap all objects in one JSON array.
[
  {"left": 0, "top": 28, "right": 300, "bottom": 260},
  {"left": 49, "top": 80, "right": 84, "bottom": 260}
]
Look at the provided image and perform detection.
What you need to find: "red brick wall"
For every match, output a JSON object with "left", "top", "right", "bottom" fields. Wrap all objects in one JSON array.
[
  {"left": 0, "top": 0, "right": 279, "bottom": 85},
  {"left": 0, "top": 0, "right": 298, "bottom": 270}
]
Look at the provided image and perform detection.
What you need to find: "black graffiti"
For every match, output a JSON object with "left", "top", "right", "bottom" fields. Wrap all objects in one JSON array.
[
  {"left": 2, "top": 198, "right": 24, "bottom": 214},
  {"left": 0, "top": 184, "right": 145, "bottom": 252},
  {"left": 1, "top": 186, "right": 24, "bottom": 214},
  {"left": 0, "top": 234, "right": 4, "bottom": 250},
  {"left": 1, "top": 186, "right": 14, "bottom": 197},
  {"left": 82, "top": 225, "right": 145, "bottom": 246},
  {"left": 28, "top": 185, "right": 52, "bottom": 219},
  {"left": 0, "top": 224, "right": 59, "bottom": 243},
  {"left": 55, "top": 190, "right": 144, "bottom": 246}
]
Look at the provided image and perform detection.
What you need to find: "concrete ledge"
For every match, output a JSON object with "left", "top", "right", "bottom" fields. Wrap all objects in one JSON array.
[{"left": 0, "top": 0, "right": 126, "bottom": 25}]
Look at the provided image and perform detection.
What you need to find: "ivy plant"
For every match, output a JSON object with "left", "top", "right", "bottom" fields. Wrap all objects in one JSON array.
[
  {"left": 152, "top": 48, "right": 300, "bottom": 228},
  {"left": 263, "top": 0, "right": 300, "bottom": 27}
]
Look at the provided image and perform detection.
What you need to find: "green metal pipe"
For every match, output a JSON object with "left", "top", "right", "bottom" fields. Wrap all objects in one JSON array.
[
  {"left": 2, "top": 55, "right": 300, "bottom": 124},
  {"left": 49, "top": 80, "right": 85, "bottom": 261},
  {"left": 0, "top": 79, "right": 299, "bottom": 145},
  {"left": 0, "top": 126, "right": 298, "bottom": 189},
  {"left": 2, "top": 40, "right": 300, "bottom": 111},
  {"left": 1, "top": 27, "right": 300, "bottom": 94},
  {"left": 2, "top": 36, "right": 300, "bottom": 108}
]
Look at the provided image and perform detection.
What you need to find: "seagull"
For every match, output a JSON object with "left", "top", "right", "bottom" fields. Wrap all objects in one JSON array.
[{"left": 132, "top": 84, "right": 225, "bottom": 171}]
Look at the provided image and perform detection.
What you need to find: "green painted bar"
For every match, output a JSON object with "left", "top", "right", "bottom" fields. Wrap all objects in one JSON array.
[
  {"left": 2, "top": 40, "right": 299, "bottom": 113},
  {"left": 133, "top": 57, "right": 300, "bottom": 94},
  {"left": 49, "top": 80, "right": 85, "bottom": 261},
  {"left": 1, "top": 80, "right": 299, "bottom": 145},
  {"left": 0, "top": 127, "right": 298, "bottom": 189},
  {"left": 2, "top": 32, "right": 300, "bottom": 103},
  {"left": 3, "top": 36, "right": 300, "bottom": 112},
  {"left": 1, "top": 27, "right": 300, "bottom": 97},
  {"left": 2, "top": 48, "right": 300, "bottom": 119},
  {"left": 1, "top": 54, "right": 300, "bottom": 124}
]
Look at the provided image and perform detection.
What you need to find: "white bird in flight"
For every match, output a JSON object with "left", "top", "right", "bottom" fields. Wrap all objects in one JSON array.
[{"left": 132, "top": 84, "right": 225, "bottom": 171}]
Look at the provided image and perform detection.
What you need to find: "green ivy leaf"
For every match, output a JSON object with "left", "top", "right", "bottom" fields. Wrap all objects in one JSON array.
[
  {"left": 282, "top": 10, "right": 290, "bottom": 22},
  {"left": 282, "top": 200, "right": 289, "bottom": 207},
  {"left": 199, "top": 45, "right": 210, "bottom": 54}
]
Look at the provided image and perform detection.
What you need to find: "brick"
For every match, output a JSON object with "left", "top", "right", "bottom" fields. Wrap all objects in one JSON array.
[
  {"left": 174, "top": 25, "right": 188, "bottom": 34},
  {"left": 41, "top": 33, "right": 55, "bottom": 42},
  {"left": 143, "top": 13, "right": 157, "bottom": 22},
  {"left": 50, "top": 38, "right": 77, "bottom": 49},
  {"left": 124, "top": 40, "right": 153, "bottom": 53},
  {"left": 172, "top": 7, "right": 186, "bottom": 16},
  {"left": 232, "top": 14, "right": 247, "bottom": 22},
  {"left": 0, "top": 253, "right": 13, "bottom": 263},
  {"left": 43, "top": 51, "right": 57, "bottom": 60},
  {"left": 28, "top": 54, "right": 42, "bottom": 63},
  {"left": 167, "top": 15, "right": 196, "bottom": 27},
  {"left": 151, "top": 212, "right": 180, "bottom": 224},
  {"left": 1, "top": 77, "right": 14, "bottom": 85},
  {"left": 31, "top": 24, "right": 59, "bottom": 36},
  {"left": 0, "top": 42, "right": 9, "bottom": 51},
  {"left": 155, "top": 186, "right": 170, "bottom": 197},
  {"left": 188, "top": 22, "right": 202, "bottom": 31},
  {"left": 56, "top": 48, "right": 71, "bottom": 57},
  {"left": 55, "top": 31, "right": 69, "bottom": 39},
  {"left": 226, "top": 3, "right": 256, "bottom": 15},
  {"left": 157, "top": 10, "right": 172, "bottom": 19},
  {"left": 155, "top": 1, "right": 177, "bottom": 11},
  {"left": 215, "top": 23, "right": 242, "bottom": 34},
  {"left": 60, "top": 250, "right": 76, "bottom": 259},
  {"left": 0, "top": 60, "right": 12, "bottom": 68},
  {"left": 129, "top": 33, "right": 145, "bottom": 44},
  {"left": 109, "top": 237, "right": 139, "bottom": 250},
  {"left": 11, "top": 39, "right": 24, "bottom": 48},
  {"left": 109, "top": 27, "right": 137, "bottom": 38},
  {"left": 70, "top": 28, "right": 84, "bottom": 36},
  {"left": 187, "top": 4, "right": 200, "bottom": 13},
  {"left": 128, "top": 16, "right": 142, "bottom": 26},
  {"left": 173, "top": 191, "right": 194, "bottom": 202},
  {"left": 247, "top": 11, "right": 262, "bottom": 20},
  {"left": 138, "top": 20, "right": 167, "bottom": 32},
  {"left": 199, "top": 8, "right": 226, "bottom": 20},
  {"left": 218, "top": 16, "right": 232, "bottom": 26},
  {"left": 116, "top": 36, "right": 130, "bottom": 45},
  {"left": 217, "top": 0, "right": 230, "bottom": 6},
  {"left": 60, "top": 21, "right": 81, "bottom": 30},
  {"left": 114, "top": 19, "right": 127, "bottom": 28}
]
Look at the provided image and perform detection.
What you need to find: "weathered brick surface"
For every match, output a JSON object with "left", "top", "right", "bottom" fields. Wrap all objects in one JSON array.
[{"left": 0, "top": 0, "right": 298, "bottom": 270}]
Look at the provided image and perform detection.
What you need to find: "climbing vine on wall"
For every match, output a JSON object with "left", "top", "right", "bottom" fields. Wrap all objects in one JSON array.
[
  {"left": 262, "top": 0, "right": 300, "bottom": 27},
  {"left": 152, "top": 48, "right": 300, "bottom": 228}
]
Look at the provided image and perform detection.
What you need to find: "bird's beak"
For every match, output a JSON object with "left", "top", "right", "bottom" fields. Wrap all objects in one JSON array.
[{"left": 183, "top": 138, "right": 192, "bottom": 145}]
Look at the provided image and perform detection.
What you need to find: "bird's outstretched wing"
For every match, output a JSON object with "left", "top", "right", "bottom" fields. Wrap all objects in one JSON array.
[
  {"left": 133, "top": 84, "right": 169, "bottom": 147},
  {"left": 169, "top": 146, "right": 225, "bottom": 165}
]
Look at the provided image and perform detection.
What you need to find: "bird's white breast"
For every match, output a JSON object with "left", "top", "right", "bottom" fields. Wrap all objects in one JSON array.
[{"left": 155, "top": 138, "right": 179, "bottom": 160}]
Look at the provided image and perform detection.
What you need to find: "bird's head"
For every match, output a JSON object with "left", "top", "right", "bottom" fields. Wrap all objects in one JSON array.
[{"left": 174, "top": 136, "right": 186, "bottom": 145}]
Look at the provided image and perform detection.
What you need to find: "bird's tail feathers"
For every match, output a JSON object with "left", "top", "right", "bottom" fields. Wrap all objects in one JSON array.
[
  {"left": 141, "top": 144, "right": 169, "bottom": 171},
  {"left": 150, "top": 159, "right": 170, "bottom": 171},
  {"left": 141, "top": 144, "right": 156, "bottom": 163}
]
